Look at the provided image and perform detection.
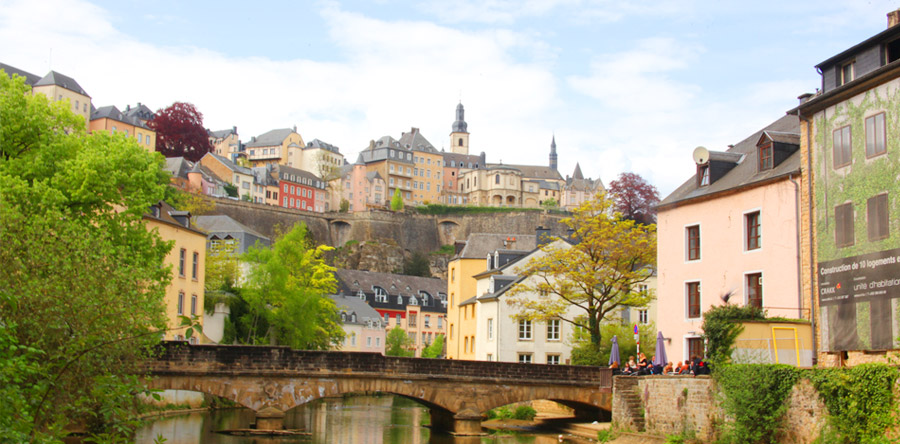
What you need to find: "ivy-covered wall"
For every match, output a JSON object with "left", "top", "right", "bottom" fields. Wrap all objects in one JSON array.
[{"left": 813, "top": 77, "right": 900, "bottom": 352}]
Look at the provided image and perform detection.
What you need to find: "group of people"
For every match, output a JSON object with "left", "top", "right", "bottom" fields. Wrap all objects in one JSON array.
[{"left": 608, "top": 353, "right": 710, "bottom": 376}]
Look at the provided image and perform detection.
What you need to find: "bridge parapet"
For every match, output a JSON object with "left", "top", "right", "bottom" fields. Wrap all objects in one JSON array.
[{"left": 149, "top": 342, "right": 611, "bottom": 386}]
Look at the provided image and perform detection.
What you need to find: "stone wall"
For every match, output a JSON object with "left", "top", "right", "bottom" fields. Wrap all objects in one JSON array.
[
  {"left": 200, "top": 198, "right": 568, "bottom": 253},
  {"left": 612, "top": 375, "right": 832, "bottom": 443}
]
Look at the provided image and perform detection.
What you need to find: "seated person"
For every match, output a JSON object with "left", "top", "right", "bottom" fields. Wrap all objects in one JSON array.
[
  {"left": 677, "top": 361, "right": 691, "bottom": 375},
  {"left": 663, "top": 362, "right": 674, "bottom": 374},
  {"left": 623, "top": 356, "right": 638, "bottom": 374},
  {"left": 609, "top": 361, "right": 621, "bottom": 375},
  {"left": 636, "top": 353, "right": 650, "bottom": 375},
  {"left": 649, "top": 355, "right": 664, "bottom": 375}
]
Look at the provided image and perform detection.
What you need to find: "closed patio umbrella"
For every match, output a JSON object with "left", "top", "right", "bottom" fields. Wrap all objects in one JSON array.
[
  {"left": 609, "top": 335, "right": 621, "bottom": 367},
  {"left": 653, "top": 331, "right": 668, "bottom": 366}
]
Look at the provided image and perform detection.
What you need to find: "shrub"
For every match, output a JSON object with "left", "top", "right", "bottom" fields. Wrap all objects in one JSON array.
[
  {"left": 701, "top": 304, "right": 764, "bottom": 366},
  {"left": 512, "top": 405, "right": 536, "bottom": 420},
  {"left": 806, "top": 363, "right": 899, "bottom": 443},
  {"left": 716, "top": 364, "right": 799, "bottom": 444}
]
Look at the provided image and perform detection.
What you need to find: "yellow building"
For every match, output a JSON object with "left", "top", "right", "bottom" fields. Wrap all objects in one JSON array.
[
  {"left": 90, "top": 105, "right": 157, "bottom": 152},
  {"left": 1, "top": 63, "right": 91, "bottom": 131},
  {"left": 245, "top": 127, "right": 304, "bottom": 168},
  {"left": 208, "top": 126, "right": 241, "bottom": 161},
  {"left": 399, "top": 128, "right": 443, "bottom": 204},
  {"left": 446, "top": 233, "right": 539, "bottom": 359},
  {"left": 358, "top": 136, "right": 415, "bottom": 205},
  {"left": 144, "top": 201, "right": 207, "bottom": 342}
]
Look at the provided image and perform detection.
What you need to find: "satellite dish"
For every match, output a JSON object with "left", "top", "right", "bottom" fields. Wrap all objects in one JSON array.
[{"left": 692, "top": 146, "right": 709, "bottom": 165}]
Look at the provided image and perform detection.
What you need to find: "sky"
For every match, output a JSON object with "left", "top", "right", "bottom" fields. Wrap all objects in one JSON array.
[{"left": 1, "top": 0, "right": 897, "bottom": 195}]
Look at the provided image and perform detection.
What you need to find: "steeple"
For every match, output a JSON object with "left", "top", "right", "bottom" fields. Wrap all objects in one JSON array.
[
  {"left": 452, "top": 102, "right": 468, "bottom": 133},
  {"left": 572, "top": 162, "right": 583, "bottom": 180},
  {"left": 450, "top": 102, "right": 470, "bottom": 155},
  {"left": 549, "top": 135, "right": 558, "bottom": 170}
]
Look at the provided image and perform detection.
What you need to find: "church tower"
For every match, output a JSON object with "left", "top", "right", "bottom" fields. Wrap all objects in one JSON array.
[
  {"left": 450, "top": 102, "right": 469, "bottom": 155},
  {"left": 549, "top": 135, "right": 558, "bottom": 170}
]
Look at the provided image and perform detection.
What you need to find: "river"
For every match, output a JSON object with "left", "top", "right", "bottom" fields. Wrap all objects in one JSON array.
[{"left": 135, "top": 395, "right": 569, "bottom": 444}]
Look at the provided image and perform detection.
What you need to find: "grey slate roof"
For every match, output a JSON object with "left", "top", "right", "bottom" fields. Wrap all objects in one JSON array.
[
  {"left": 205, "top": 152, "right": 253, "bottom": 176},
  {"left": 306, "top": 138, "right": 340, "bottom": 153},
  {"left": 457, "top": 233, "right": 538, "bottom": 259},
  {"left": 491, "top": 163, "right": 563, "bottom": 181},
  {"left": 399, "top": 128, "right": 438, "bottom": 153},
  {"left": 334, "top": 269, "right": 448, "bottom": 314},
  {"left": 0, "top": 63, "right": 41, "bottom": 86},
  {"left": 476, "top": 275, "right": 523, "bottom": 302},
  {"left": 658, "top": 114, "right": 800, "bottom": 210},
  {"left": 123, "top": 103, "right": 155, "bottom": 122},
  {"left": 91, "top": 105, "right": 150, "bottom": 129},
  {"left": 246, "top": 128, "right": 294, "bottom": 148},
  {"left": 34, "top": 70, "right": 89, "bottom": 96},
  {"left": 273, "top": 164, "right": 326, "bottom": 189},
  {"left": 441, "top": 151, "right": 485, "bottom": 168},
  {"left": 164, "top": 157, "right": 193, "bottom": 180},
  {"left": 329, "top": 294, "right": 384, "bottom": 327},
  {"left": 193, "top": 215, "right": 271, "bottom": 253}
]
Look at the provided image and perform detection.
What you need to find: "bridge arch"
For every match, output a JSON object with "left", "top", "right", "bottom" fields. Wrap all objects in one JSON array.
[
  {"left": 330, "top": 220, "right": 352, "bottom": 246},
  {"left": 436, "top": 219, "right": 460, "bottom": 245}
]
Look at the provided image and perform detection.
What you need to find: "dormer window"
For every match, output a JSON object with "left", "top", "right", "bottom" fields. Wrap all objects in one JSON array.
[
  {"left": 758, "top": 143, "right": 773, "bottom": 171},
  {"left": 350, "top": 313, "right": 357, "bottom": 323},
  {"left": 397, "top": 295, "right": 403, "bottom": 304},
  {"left": 697, "top": 165, "right": 710, "bottom": 187},
  {"left": 358, "top": 290, "right": 366, "bottom": 300},
  {"left": 409, "top": 296, "right": 418, "bottom": 306},
  {"left": 839, "top": 61, "right": 855, "bottom": 86}
]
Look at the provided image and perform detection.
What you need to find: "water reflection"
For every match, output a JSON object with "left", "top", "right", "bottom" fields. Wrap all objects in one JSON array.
[{"left": 135, "top": 395, "right": 564, "bottom": 444}]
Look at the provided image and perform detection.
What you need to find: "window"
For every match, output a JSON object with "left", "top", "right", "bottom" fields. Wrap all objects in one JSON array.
[
  {"left": 866, "top": 113, "right": 886, "bottom": 158},
  {"left": 464, "top": 336, "right": 469, "bottom": 352},
  {"left": 638, "top": 309, "right": 649, "bottom": 324},
  {"left": 376, "top": 337, "right": 381, "bottom": 347},
  {"left": 495, "top": 174, "right": 500, "bottom": 184},
  {"left": 518, "top": 319, "right": 532, "bottom": 340},
  {"left": 487, "top": 318, "right": 494, "bottom": 340},
  {"left": 384, "top": 313, "right": 390, "bottom": 324},
  {"left": 424, "top": 315, "right": 430, "bottom": 327},
  {"left": 518, "top": 354, "right": 532, "bottom": 364},
  {"left": 367, "top": 337, "right": 372, "bottom": 347},
  {"left": 758, "top": 143, "right": 773, "bottom": 171},
  {"left": 179, "top": 248, "right": 186, "bottom": 276},
  {"left": 191, "top": 294, "right": 197, "bottom": 315},
  {"left": 835, "top": 202, "right": 855, "bottom": 247},
  {"left": 351, "top": 333, "right": 357, "bottom": 346},
  {"left": 867, "top": 194, "right": 889, "bottom": 241},
  {"left": 547, "top": 355, "right": 561, "bottom": 365},
  {"left": 686, "top": 225, "right": 700, "bottom": 261},
  {"left": 687, "top": 337, "right": 704, "bottom": 360},
  {"left": 409, "top": 313, "right": 417, "bottom": 326},
  {"left": 487, "top": 353, "right": 493, "bottom": 361},
  {"left": 396, "top": 314, "right": 401, "bottom": 324},
  {"left": 437, "top": 317, "right": 443, "bottom": 329},
  {"left": 746, "top": 273, "right": 763, "bottom": 309},
  {"left": 698, "top": 165, "right": 710, "bottom": 186},
  {"left": 547, "top": 319, "right": 560, "bottom": 341},
  {"left": 687, "top": 282, "right": 701, "bottom": 319},
  {"left": 839, "top": 61, "right": 855, "bottom": 86},
  {"left": 177, "top": 292, "right": 184, "bottom": 315},
  {"left": 833, "top": 125, "right": 852, "bottom": 168},
  {"left": 146, "top": 135, "right": 150, "bottom": 145},
  {"left": 745, "top": 211, "right": 761, "bottom": 250},
  {"left": 192, "top": 252, "right": 199, "bottom": 279}
]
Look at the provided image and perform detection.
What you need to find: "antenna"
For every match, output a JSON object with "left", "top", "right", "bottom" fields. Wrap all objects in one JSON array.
[{"left": 692, "top": 146, "right": 709, "bottom": 165}]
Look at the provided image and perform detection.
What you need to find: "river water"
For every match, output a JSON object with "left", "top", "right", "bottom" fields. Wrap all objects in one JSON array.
[{"left": 135, "top": 395, "right": 567, "bottom": 444}]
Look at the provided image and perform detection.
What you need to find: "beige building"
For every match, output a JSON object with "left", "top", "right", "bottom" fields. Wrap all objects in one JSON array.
[
  {"left": 338, "top": 158, "right": 387, "bottom": 212},
  {"left": 89, "top": 105, "right": 157, "bottom": 152},
  {"left": 302, "top": 139, "right": 345, "bottom": 180},
  {"left": 561, "top": 163, "right": 605, "bottom": 211},
  {"left": 358, "top": 136, "right": 415, "bottom": 205},
  {"left": 1, "top": 63, "right": 91, "bottom": 131},
  {"left": 208, "top": 127, "right": 241, "bottom": 161},
  {"left": 144, "top": 202, "right": 206, "bottom": 342},
  {"left": 245, "top": 127, "right": 304, "bottom": 168}
]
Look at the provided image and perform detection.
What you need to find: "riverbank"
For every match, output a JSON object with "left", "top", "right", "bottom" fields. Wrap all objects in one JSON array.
[{"left": 485, "top": 416, "right": 668, "bottom": 443}]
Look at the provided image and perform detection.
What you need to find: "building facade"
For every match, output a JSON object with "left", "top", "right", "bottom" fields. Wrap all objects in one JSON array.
[
  {"left": 657, "top": 114, "right": 808, "bottom": 363},
  {"left": 795, "top": 10, "right": 900, "bottom": 366}
]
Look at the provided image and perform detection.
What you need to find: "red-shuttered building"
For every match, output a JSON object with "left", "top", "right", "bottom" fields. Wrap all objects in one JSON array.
[{"left": 273, "top": 164, "right": 327, "bottom": 212}]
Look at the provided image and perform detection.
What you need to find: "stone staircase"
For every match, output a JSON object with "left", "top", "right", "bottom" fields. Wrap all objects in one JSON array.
[{"left": 613, "top": 376, "right": 645, "bottom": 432}]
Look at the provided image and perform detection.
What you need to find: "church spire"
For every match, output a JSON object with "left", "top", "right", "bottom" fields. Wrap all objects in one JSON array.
[
  {"left": 452, "top": 102, "right": 468, "bottom": 133},
  {"left": 549, "top": 135, "right": 558, "bottom": 170}
]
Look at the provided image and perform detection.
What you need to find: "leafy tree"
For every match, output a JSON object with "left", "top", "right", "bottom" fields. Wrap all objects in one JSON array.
[
  {"left": 505, "top": 193, "right": 656, "bottom": 352},
  {"left": 0, "top": 72, "right": 172, "bottom": 440},
  {"left": 148, "top": 102, "right": 214, "bottom": 162},
  {"left": 541, "top": 197, "right": 558, "bottom": 209},
  {"left": 402, "top": 251, "right": 431, "bottom": 277},
  {"left": 422, "top": 334, "right": 445, "bottom": 358},
  {"left": 701, "top": 304, "right": 765, "bottom": 366},
  {"left": 241, "top": 223, "right": 344, "bottom": 349},
  {"left": 170, "top": 188, "right": 216, "bottom": 215},
  {"left": 339, "top": 198, "right": 350, "bottom": 213},
  {"left": 385, "top": 327, "right": 414, "bottom": 357},
  {"left": 570, "top": 318, "right": 657, "bottom": 366},
  {"left": 390, "top": 188, "right": 404, "bottom": 211},
  {"left": 223, "top": 182, "right": 238, "bottom": 198},
  {"left": 608, "top": 172, "right": 660, "bottom": 225}
]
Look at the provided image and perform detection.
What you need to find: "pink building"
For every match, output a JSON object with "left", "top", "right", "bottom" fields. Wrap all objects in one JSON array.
[{"left": 657, "top": 114, "right": 806, "bottom": 362}]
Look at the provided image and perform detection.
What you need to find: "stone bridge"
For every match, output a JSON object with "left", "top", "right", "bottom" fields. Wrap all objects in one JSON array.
[{"left": 146, "top": 342, "right": 612, "bottom": 435}]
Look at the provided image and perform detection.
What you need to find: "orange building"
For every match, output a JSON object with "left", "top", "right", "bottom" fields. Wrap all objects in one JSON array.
[{"left": 90, "top": 105, "right": 156, "bottom": 152}]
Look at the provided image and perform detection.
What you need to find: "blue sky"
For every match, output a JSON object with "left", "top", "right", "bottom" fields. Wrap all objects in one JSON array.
[{"left": 1, "top": 0, "right": 897, "bottom": 194}]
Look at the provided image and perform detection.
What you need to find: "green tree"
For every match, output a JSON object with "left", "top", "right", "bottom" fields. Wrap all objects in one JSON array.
[
  {"left": 385, "top": 327, "right": 414, "bottom": 357},
  {"left": 421, "top": 334, "right": 445, "bottom": 358},
  {"left": 223, "top": 182, "right": 238, "bottom": 197},
  {"left": 402, "top": 251, "right": 431, "bottom": 277},
  {"left": 241, "top": 223, "right": 344, "bottom": 349},
  {"left": 390, "top": 188, "right": 404, "bottom": 211},
  {"left": 0, "top": 72, "right": 172, "bottom": 440},
  {"left": 570, "top": 318, "right": 657, "bottom": 366},
  {"left": 701, "top": 304, "right": 765, "bottom": 366},
  {"left": 339, "top": 198, "right": 350, "bottom": 213},
  {"left": 540, "top": 197, "right": 558, "bottom": 209},
  {"left": 505, "top": 193, "right": 656, "bottom": 352}
]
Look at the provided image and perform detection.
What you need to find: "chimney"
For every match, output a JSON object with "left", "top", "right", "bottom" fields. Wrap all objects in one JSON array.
[
  {"left": 293, "top": 125, "right": 297, "bottom": 132},
  {"left": 233, "top": 125, "right": 237, "bottom": 134},
  {"left": 889, "top": 9, "right": 900, "bottom": 28},
  {"left": 126, "top": 104, "right": 131, "bottom": 111},
  {"left": 798, "top": 92, "right": 814, "bottom": 105}
]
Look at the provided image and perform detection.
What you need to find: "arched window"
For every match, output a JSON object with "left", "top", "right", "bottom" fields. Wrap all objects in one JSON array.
[
  {"left": 374, "top": 286, "right": 388, "bottom": 303},
  {"left": 420, "top": 291, "right": 431, "bottom": 306},
  {"left": 351, "top": 313, "right": 357, "bottom": 323},
  {"left": 458, "top": 138, "right": 463, "bottom": 146},
  {"left": 397, "top": 295, "right": 403, "bottom": 304},
  {"left": 341, "top": 312, "right": 347, "bottom": 322},
  {"left": 495, "top": 174, "right": 500, "bottom": 184}
]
